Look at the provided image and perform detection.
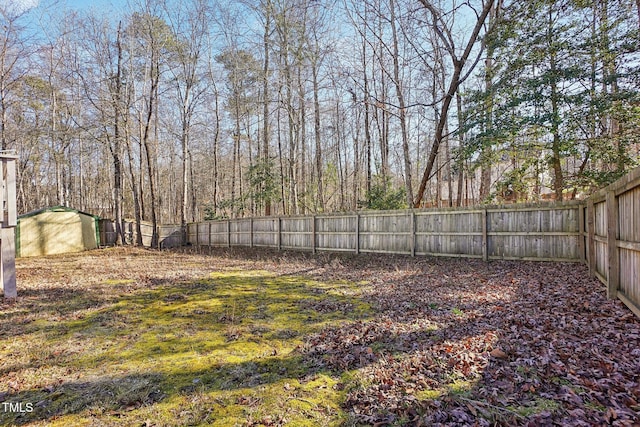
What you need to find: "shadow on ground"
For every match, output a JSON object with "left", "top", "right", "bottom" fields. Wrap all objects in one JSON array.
[{"left": 2, "top": 247, "right": 639, "bottom": 426}]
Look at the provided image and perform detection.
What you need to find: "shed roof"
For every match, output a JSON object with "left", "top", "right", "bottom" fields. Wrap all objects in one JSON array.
[{"left": 19, "top": 206, "right": 101, "bottom": 220}]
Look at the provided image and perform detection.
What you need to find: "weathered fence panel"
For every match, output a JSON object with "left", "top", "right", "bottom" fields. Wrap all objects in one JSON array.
[
  {"left": 158, "top": 224, "right": 182, "bottom": 248},
  {"left": 281, "top": 217, "right": 313, "bottom": 250},
  {"left": 487, "top": 206, "right": 581, "bottom": 261},
  {"left": 586, "top": 166, "right": 640, "bottom": 318},
  {"left": 618, "top": 186, "right": 640, "bottom": 311},
  {"left": 208, "top": 221, "right": 229, "bottom": 246},
  {"left": 103, "top": 220, "right": 182, "bottom": 248},
  {"left": 189, "top": 222, "right": 209, "bottom": 246},
  {"left": 187, "top": 203, "right": 583, "bottom": 261},
  {"left": 315, "top": 214, "right": 357, "bottom": 252},
  {"left": 360, "top": 212, "right": 412, "bottom": 254},
  {"left": 100, "top": 218, "right": 116, "bottom": 246},
  {"left": 415, "top": 210, "right": 483, "bottom": 258},
  {"left": 253, "top": 218, "right": 278, "bottom": 248},
  {"left": 230, "top": 219, "right": 252, "bottom": 246}
]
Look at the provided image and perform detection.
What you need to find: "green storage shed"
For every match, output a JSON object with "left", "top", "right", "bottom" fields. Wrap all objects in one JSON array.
[{"left": 16, "top": 206, "right": 100, "bottom": 257}]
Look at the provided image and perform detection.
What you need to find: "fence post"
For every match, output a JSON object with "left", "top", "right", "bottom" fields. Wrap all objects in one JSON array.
[
  {"left": 355, "top": 213, "right": 360, "bottom": 254},
  {"left": 250, "top": 218, "right": 254, "bottom": 248},
  {"left": 410, "top": 210, "right": 416, "bottom": 257},
  {"left": 578, "top": 204, "right": 585, "bottom": 262},
  {"left": 587, "top": 199, "right": 596, "bottom": 277},
  {"left": 312, "top": 216, "right": 316, "bottom": 254},
  {"left": 195, "top": 223, "right": 199, "bottom": 248},
  {"left": 2, "top": 227, "right": 16, "bottom": 299},
  {"left": 482, "top": 209, "right": 488, "bottom": 261},
  {"left": 0, "top": 160, "right": 4, "bottom": 225},
  {"left": 5, "top": 159, "right": 16, "bottom": 227},
  {"left": 606, "top": 190, "right": 619, "bottom": 299},
  {"left": 1, "top": 157, "right": 16, "bottom": 299},
  {"left": 277, "top": 217, "right": 281, "bottom": 250},
  {"left": 227, "top": 220, "right": 231, "bottom": 248}
]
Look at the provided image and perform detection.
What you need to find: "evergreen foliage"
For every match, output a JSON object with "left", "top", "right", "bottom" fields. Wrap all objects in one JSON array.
[
  {"left": 464, "top": 0, "right": 639, "bottom": 200},
  {"left": 362, "top": 175, "right": 407, "bottom": 210}
]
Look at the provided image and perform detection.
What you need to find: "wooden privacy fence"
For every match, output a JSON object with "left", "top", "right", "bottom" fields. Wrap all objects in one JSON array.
[
  {"left": 187, "top": 202, "right": 584, "bottom": 262},
  {"left": 94, "top": 166, "right": 640, "bottom": 317},
  {"left": 101, "top": 219, "right": 183, "bottom": 249},
  {"left": 585, "top": 166, "right": 640, "bottom": 318},
  {"left": 185, "top": 164, "right": 640, "bottom": 318}
]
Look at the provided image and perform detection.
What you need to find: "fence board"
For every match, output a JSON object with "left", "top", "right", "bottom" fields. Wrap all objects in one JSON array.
[
  {"left": 360, "top": 212, "right": 411, "bottom": 253},
  {"left": 593, "top": 201, "right": 608, "bottom": 279},
  {"left": 584, "top": 165, "right": 640, "bottom": 317},
  {"left": 250, "top": 218, "right": 276, "bottom": 247},
  {"left": 186, "top": 205, "right": 582, "bottom": 261},
  {"left": 616, "top": 185, "right": 640, "bottom": 312},
  {"left": 230, "top": 219, "right": 252, "bottom": 246},
  {"left": 316, "top": 215, "right": 357, "bottom": 251},
  {"left": 281, "top": 217, "right": 313, "bottom": 249},
  {"left": 414, "top": 210, "right": 484, "bottom": 258}
]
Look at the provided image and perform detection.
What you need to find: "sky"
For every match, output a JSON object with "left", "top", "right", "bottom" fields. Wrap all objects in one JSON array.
[
  {"left": 62, "top": 0, "right": 127, "bottom": 14},
  {"left": 0, "top": 0, "right": 128, "bottom": 16},
  {"left": 0, "top": 0, "right": 40, "bottom": 14}
]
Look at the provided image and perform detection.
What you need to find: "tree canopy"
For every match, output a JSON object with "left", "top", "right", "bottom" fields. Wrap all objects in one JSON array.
[{"left": 1, "top": 0, "right": 638, "bottom": 225}]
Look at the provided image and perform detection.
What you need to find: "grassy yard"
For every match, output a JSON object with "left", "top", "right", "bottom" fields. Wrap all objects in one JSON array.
[
  {"left": 1, "top": 248, "right": 373, "bottom": 426},
  {"left": 1, "top": 247, "right": 639, "bottom": 426}
]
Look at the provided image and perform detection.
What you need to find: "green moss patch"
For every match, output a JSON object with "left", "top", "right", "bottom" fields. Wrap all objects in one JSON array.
[{"left": 1, "top": 262, "right": 371, "bottom": 426}]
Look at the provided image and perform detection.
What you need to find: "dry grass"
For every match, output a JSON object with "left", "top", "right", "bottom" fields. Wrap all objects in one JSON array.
[
  {"left": 2, "top": 246, "right": 638, "bottom": 426},
  {"left": 1, "top": 247, "right": 370, "bottom": 426}
]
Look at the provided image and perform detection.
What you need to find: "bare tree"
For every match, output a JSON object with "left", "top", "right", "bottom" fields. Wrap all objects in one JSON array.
[
  {"left": 127, "top": 7, "right": 172, "bottom": 247},
  {"left": 0, "top": 4, "right": 31, "bottom": 151},
  {"left": 414, "top": 0, "right": 495, "bottom": 208},
  {"left": 389, "top": 0, "right": 413, "bottom": 205},
  {"left": 479, "top": 0, "right": 503, "bottom": 201},
  {"left": 261, "top": 0, "right": 273, "bottom": 216},
  {"left": 164, "top": 0, "right": 210, "bottom": 236}
]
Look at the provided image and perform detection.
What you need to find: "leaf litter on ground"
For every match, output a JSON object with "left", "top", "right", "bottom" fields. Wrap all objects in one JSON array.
[{"left": 1, "top": 246, "right": 638, "bottom": 426}]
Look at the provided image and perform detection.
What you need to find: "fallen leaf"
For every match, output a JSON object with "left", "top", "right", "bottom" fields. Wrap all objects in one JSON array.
[{"left": 490, "top": 348, "right": 508, "bottom": 359}]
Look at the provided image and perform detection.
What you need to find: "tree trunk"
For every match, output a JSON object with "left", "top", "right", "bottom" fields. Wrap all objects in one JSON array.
[
  {"left": 297, "top": 65, "right": 306, "bottom": 215},
  {"left": 547, "top": 7, "right": 564, "bottom": 201},
  {"left": 456, "top": 91, "right": 465, "bottom": 207},
  {"left": 231, "top": 96, "right": 240, "bottom": 216},
  {"left": 112, "top": 22, "right": 125, "bottom": 245},
  {"left": 277, "top": 103, "right": 286, "bottom": 214},
  {"left": 262, "top": 2, "right": 272, "bottom": 216},
  {"left": 363, "top": 51, "right": 372, "bottom": 197},
  {"left": 479, "top": 1, "right": 502, "bottom": 202},
  {"left": 125, "top": 117, "right": 143, "bottom": 246},
  {"left": 414, "top": 0, "right": 495, "bottom": 208},
  {"left": 142, "top": 47, "right": 159, "bottom": 248},
  {"left": 389, "top": 0, "right": 413, "bottom": 206},
  {"left": 445, "top": 122, "right": 452, "bottom": 207},
  {"left": 211, "top": 79, "right": 220, "bottom": 218},
  {"left": 189, "top": 149, "right": 196, "bottom": 222},
  {"left": 313, "top": 59, "right": 324, "bottom": 211},
  {"left": 599, "top": 1, "right": 622, "bottom": 173},
  {"left": 180, "top": 100, "right": 189, "bottom": 234}
]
